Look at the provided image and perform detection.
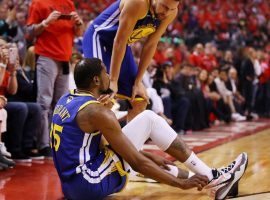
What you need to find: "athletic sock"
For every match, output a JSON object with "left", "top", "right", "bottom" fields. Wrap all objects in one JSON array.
[{"left": 183, "top": 152, "right": 213, "bottom": 180}]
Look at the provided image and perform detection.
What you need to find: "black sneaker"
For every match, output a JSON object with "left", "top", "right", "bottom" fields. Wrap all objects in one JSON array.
[
  {"left": 24, "top": 149, "right": 45, "bottom": 160},
  {"left": 11, "top": 152, "right": 32, "bottom": 163},
  {"left": 39, "top": 147, "right": 52, "bottom": 159},
  {"left": 0, "top": 153, "right": 16, "bottom": 167}
]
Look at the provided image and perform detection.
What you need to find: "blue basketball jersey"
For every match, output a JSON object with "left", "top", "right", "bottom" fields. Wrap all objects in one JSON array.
[
  {"left": 51, "top": 90, "right": 128, "bottom": 199},
  {"left": 82, "top": 0, "right": 160, "bottom": 99},
  {"left": 91, "top": 0, "right": 160, "bottom": 46}
]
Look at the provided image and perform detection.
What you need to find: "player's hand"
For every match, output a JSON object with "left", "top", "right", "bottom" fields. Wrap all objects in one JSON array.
[
  {"left": 180, "top": 174, "right": 209, "bottom": 191},
  {"left": 98, "top": 80, "right": 118, "bottom": 104},
  {"left": 45, "top": 11, "right": 61, "bottom": 25},
  {"left": 70, "top": 11, "right": 83, "bottom": 26},
  {"left": 149, "top": 154, "right": 175, "bottom": 170},
  {"left": 131, "top": 81, "right": 149, "bottom": 103}
]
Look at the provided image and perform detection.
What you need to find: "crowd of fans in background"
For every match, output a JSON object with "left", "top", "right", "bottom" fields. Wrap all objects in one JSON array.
[{"left": 0, "top": 0, "right": 269, "bottom": 171}]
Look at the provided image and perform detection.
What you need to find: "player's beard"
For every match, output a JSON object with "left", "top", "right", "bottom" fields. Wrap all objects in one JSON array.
[
  {"left": 100, "top": 88, "right": 113, "bottom": 95},
  {"left": 100, "top": 81, "right": 113, "bottom": 95}
]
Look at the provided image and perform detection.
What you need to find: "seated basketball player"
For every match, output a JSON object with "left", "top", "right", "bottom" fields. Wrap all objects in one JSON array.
[
  {"left": 83, "top": 0, "right": 181, "bottom": 121},
  {"left": 51, "top": 58, "right": 248, "bottom": 200}
]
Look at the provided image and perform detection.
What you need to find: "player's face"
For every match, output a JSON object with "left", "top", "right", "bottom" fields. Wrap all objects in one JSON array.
[{"left": 154, "top": 0, "right": 179, "bottom": 20}]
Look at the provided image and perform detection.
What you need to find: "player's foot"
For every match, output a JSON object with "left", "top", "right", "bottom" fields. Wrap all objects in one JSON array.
[
  {"left": 227, "top": 180, "right": 238, "bottom": 197},
  {"left": 206, "top": 152, "right": 248, "bottom": 200}
]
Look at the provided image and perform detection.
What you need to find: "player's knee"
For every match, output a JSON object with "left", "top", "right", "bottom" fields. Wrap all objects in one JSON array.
[{"left": 140, "top": 110, "right": 159, "bottom": 122}]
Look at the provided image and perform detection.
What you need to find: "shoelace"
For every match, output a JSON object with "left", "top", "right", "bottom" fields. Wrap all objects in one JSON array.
[{"left": 220, "top": 161, "right": 236, "bottom": 173}]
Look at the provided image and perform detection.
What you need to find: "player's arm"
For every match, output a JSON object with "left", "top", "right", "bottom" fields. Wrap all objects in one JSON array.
[
  {"left": 77, "top": 104, "right": 207, "bottom": 190},
  {"left": 141, "top": 151, "right": 190, "bottom": 179},
  {"left": 110, "top": 0, "right": 148, "bottom": 83},
  {"left": 135, "top": 11, "right": 177, "bottom": 85}
]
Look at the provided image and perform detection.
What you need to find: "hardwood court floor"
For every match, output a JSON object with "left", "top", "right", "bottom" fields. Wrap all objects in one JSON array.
[
  {"left": 107, "top": 130, "right": 270, "bottom": 200},
  {"left": 0, "top": 129, "right": 269, "bottom": 200}
]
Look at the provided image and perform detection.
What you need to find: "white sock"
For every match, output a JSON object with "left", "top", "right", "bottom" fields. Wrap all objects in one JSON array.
[
  {"left": 164, "top": 165, "right": 179, "bottom": 177},
  {"left": 184, "top": 152, "right": 213, "bottom": 180}
]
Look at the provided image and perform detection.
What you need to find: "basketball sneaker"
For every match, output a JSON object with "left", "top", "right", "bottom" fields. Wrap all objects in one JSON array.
[{"left": 205, "top": 152, "right": 248, "bottom": 200}]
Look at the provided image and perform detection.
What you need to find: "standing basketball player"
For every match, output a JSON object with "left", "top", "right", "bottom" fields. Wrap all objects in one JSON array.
[
  {"left": 51, "top": 58, "right": 248, "bottom": 200},
  {"left": 83, "top": 0, "right": 180, "bottom": 121}
]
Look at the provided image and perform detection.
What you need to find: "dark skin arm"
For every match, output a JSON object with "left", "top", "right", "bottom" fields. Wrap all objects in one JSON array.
[
  {"left": 141, "top": 151, "right": 190, "bottom": 179},
  {"left": 141, "top": 150, "right": 175, "bottom": 170},
  {"left": 76, "top": 103, "right": 208, "bottom": 190}
]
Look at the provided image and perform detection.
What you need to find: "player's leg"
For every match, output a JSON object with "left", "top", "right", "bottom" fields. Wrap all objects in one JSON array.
[
  {"left": 122, "top": 110, "right": 248, "bottom": 199},
  {"left": 82, "top": 25, "right": 96, "bottom": 58},
  {"left": 122, "top": 110, "right": 209, "bottom": 175},
  {"left": 117, "top": 46, "right": 147, "bottom": 122}
]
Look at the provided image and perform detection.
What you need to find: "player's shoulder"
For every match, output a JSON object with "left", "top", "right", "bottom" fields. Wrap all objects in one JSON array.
[
  {"left": 79, "top": 102, "right": 115, "bottom": 121},
  {"left": 122, "top": 0, "right": 149, "bottom": 11}
]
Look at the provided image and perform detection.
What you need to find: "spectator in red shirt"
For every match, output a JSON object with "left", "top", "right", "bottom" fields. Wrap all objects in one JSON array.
[
  {"left": 189, "top": 43, "right": 204, "bottom": 68},
  {"left": 26, "top": 0, "right": 84, "bottom": 157}
]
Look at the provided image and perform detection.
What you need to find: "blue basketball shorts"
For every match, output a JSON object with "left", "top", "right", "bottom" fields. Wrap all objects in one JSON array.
[
  {"left": 82, "top": 25, "right": 138, "bottom": 98},
  {"left": 61, "top": 148, "right": 128, "bottom": 200}
]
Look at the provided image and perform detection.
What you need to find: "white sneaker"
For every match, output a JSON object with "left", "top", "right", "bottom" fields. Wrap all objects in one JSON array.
[
  {"left": 250, "top": 112, "right": 259, "bottom": 120},
  {"left": 206, "top": 152, "right": 248, "bottom": 200},
  {"left": 0, "top": 142, "right": 11, "bottom": 157},
  {"left": 231, "top": 113, "right": 246, "bottom": 122}
]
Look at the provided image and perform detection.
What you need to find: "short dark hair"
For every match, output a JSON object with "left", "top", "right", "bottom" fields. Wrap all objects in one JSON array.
[{"left": 74, "top": 58, "right": 103, "bottom": 89}]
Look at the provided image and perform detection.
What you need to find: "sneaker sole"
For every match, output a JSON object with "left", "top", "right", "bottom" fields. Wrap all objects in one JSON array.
[
  {"left": 13, "top": 159, "right": 32, "bottom": 163},
  {"left": 215, "top": 152, "right": 248, "bottom": 200},
  {"left": 30, "top": 156, "right": 45, "bottom": 160}
]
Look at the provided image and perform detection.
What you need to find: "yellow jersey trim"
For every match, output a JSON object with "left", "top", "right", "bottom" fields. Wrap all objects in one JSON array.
[
  {"left": 104, "top": 147, "right": 129, "bottom": 191},
  {"left": 116, "top": 94, "right": 145, "bottom": 101},
  {"left": 70, "top": 89, "right": 95, "bottom": 97},
  {"left": 92, "top": 131, "right": 100, "bottom": 136},
  {"left": 78, "top": 100, "right": 100, "bottom": 112}
]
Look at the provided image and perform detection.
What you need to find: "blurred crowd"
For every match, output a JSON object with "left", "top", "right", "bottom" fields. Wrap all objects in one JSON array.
[{"left": 0, "top": 0, "right": 269, "bottom": 172}]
